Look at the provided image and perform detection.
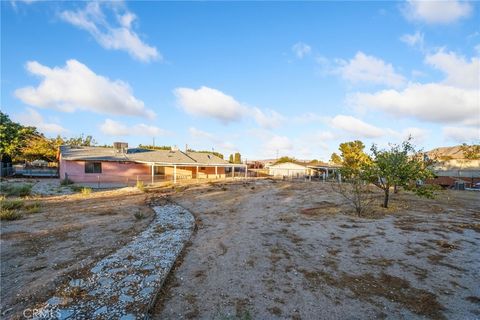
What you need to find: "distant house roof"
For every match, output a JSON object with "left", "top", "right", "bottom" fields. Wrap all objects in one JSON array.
[
  {"left": 268, "top": 162, "right": 308, "bottom": 169},
  {"left": 185, "top": 152, "right": 228, "bottom": 165},
  {"left": 59, "top": 146, "right": 231, "bottom": 166}
]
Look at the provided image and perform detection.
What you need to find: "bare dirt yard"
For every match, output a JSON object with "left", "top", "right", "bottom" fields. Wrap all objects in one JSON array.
[
  {"left": 152, "top": 179, "right": 480, "bottom": 320},
  {"left": 1, "top": 182, "right": 155, "bottom": 319},
  {"left": 1, "top": 179, "right": 479, "bottom": 319}
]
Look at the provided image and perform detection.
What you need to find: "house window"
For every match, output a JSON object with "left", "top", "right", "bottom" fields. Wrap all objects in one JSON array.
[
  {"left": 200, "top": 167, "right": 206, "bottom": 170},
  {"left": 85, "top": 161, "right": 102, "bottom": 174}
]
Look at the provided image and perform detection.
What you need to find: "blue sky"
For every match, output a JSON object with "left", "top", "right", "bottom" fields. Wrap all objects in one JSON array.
[{"left": 1, "top": 1, "right": 479, "bottom": 161}]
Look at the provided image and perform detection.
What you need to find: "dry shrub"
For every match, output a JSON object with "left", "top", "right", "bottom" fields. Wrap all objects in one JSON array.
[{"left": 332, "top": 179, "right": 376, "bottom": 216}]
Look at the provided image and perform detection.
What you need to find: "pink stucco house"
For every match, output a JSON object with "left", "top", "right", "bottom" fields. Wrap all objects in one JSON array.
[{"left": 58, "top": 143, "right": 245, "bottom": 184}]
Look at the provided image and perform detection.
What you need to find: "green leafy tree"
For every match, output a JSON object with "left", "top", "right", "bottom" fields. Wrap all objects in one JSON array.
[
  {"left": 334, "top": 140, "right": 371, "bottom": 178},
  {"left": 331, "top": 141, "right": 373, "bottom": 216},
  {"left": 234, "top": 152, "right": 242, "bottom": 164},
  {"left": 366, "top": 138, "right": 435, "bottom": 208},
  {"left": 63, "top": 134, "right": 96, "bottom": 146},
  {"left": 229, "top": 154, "right": 234, "bottom": 163},
  {"left": 139, "top": 145, "right": 171, "bottom": 150},
  {"left": 274, "top": 156, "right": 296, "bottom": 164},
  {"left": 189, "top": 149, "right": 224, "bottom": 159},
  {"left": 0, "top": 112, "right": 38, "bottom": 161},
  {"left": 460, "top": 143, "right": 480, "bottom": 160},
  {"left": 22, "top": 135, "right": 60, "bottom": 162},
  {"left": 330, "top": 153, "right": 342, "bottom": 165}
]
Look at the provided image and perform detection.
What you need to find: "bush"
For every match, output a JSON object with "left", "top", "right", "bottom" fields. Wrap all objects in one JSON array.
[
  {"left": 134, "top": 212, "right": 145, "bottom": 220},
  {"left": 0, "top": 209, "right": 22, "bottom": 221},
  {"left": 24, "top": 202, "right": 41, "bottom": 214},
  {"left": 136, "top": 180, "right": 145, "bottom": 191},
  {"left": 69, "top": 185, "right": 83, "bottom": 192},
  {"left": 1, "top": 184, "right": 32, "bottom": 197},
  {"left": 0, "top": 198, "right": 24, "bottom": 210},
  {"left": 332, "top": 179, "right": 375, "bottom": 217},
  {"left": 81, "top": 187, "right": 92, "bottom": 196},
  {"left": 60, "top": 177, "right": 74, "bottom": 186}
]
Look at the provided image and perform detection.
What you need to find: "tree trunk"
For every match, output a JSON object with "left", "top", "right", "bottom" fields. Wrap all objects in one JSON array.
[
  {"left": 394, "top": 185, "right": 398, "bottom": 193},
  {"left": 383, "top": 188, "right": 390, "bottom": 208}
]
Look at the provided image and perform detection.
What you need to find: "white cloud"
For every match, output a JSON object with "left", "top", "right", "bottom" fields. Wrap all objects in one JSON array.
[
  {"left": 313, "top": 130, "right": 338, "bottom": 141},
  {"left": 174, "top": 86, "right": 248, "bottom": 123},
  {"left": 292, "top": 112, "right": 328, "bottom": 124},
  {"left": 349, "top": 49, "right": 479, "bottom": 126},
  {"left": 189, "top": 127, "right": 215, "bottom": 140},
  {"left": 350, "top": 83, "right": 477, "bottom": 124},
  {"left": 100, "top": 119, "right": 167, "bottom": 137},
  {"left": 443, "top": 126, "right": 480, "bottom": 143},
  {"left": 411, "top": 69, "right": 427, "bottom": 78},
  {"left": 60, "top": 2, "right": 160, "bottom": 62},
  {"left": 403, "top": 0, "right": 473, "bottom": 24},
  {"left": 400, "top": 31, "right": 424, "bottom": 50},
  {"left": 398, "top": 127, "right": 430, "bottom": 144},
  {"left": 330, "top": 115, "right": 385, "bottom": 138},
  {"left": 15, "top": 59, "right": 155, "bottom": 118},
  {"left": 188, "top": 127, "right": 236, "bottom": 152},
  {"left": 292, "top": 42, "right": 312, "bottom": 59},
  {"left": 252, "top": 108, "right": 285, "bottom": 129},
  {"left": 14, "top": 108, "right": 67, "bottom": 135},
  {"left": 336, "top": 52, "right": 406, "bottom": 88},
  {"left": 175, "top": 86, "right": 285, "bottom": 129},
  {"left": 266, "top": 135, "right": 293, "bottom": 154},
  {"left": 424, "top": 49, "right": 479, "bottom": 89},
  {"left": 11, "top": 0, "right": 40, "bottom": 5}
]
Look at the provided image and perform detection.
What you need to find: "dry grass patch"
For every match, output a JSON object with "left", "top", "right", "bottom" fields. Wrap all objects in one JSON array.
[
  {"left": 301, "top": 270, "right": 445, "bottom": 319},
  {"left": 300, "top": 201, "right": 340, "bottom": 216}
]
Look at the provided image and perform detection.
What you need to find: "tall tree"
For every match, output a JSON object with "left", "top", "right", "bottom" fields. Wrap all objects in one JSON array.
[
  {"left": 234, "top": 152, "right": 242, "bottom": 164},
  {"left": 330, "top": 153, "right": 342, "bottom": 165},
  {"left": 229, "top": 154, "right": 234, "bottom": 163},
  {"left": 0, "top": 112, "right": 39, "bottom": 161},
  {"left": 331, "top": 141, "right": 373, "bottom": 216},
  {"left": 21, "top": 135, "right": 60, "bottom": 162},
  {"left": 64, "top": 134, "right": 96, "bottom": 146},
  {"left": 333, "top": 140, "right": 371, "bottom": 178}
]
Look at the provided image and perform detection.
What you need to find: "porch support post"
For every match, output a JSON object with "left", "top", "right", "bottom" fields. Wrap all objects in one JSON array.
[
  {"left": 151, "top": 164, "right": 154, "bottom": 184},
  {"left": 232, "top": 166, "right": 235, "bottom": 178},
  {"left": 173, "top": 165, "right": 177, "bottom": 184},
  {"left": 196, "top": 166, "right": 199, "bottom": 180},
  {"left": 215, "top": 166, "right": 218, "bottom": 179}
]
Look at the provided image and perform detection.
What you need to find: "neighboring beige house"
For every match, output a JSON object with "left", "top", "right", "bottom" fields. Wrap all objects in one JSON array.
[
  {"left": 432, "top": 159, "right": 480, "bottom": 178},
  {"left": 267, "top": 162, "right": 312, "bottom": 178},
  {"left": 267, "top": 161, "right": 342, "bottom": 179}
]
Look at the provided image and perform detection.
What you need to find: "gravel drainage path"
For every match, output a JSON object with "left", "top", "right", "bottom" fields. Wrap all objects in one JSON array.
[{"left": 34, "top": 203, "right": 195, "bottom": 319}]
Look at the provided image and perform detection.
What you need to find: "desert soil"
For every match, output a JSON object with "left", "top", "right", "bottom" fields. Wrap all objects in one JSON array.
[
  {"left": 152, "top": 179, "right": 480, "bottom": 320},
  {"left": 1, "top": 185, "right": 155, "bottom": 319}
]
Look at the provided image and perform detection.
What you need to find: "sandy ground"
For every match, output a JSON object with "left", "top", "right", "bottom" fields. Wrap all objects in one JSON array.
[
  {"left": 152, "top": 180, "right": 480, "bottom": 319},
  {"left": 1, "top": 186, "right": 155, "bottom": 319}
]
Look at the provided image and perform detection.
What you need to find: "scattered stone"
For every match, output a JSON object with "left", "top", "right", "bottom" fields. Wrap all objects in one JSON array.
[{"left": 34, "top": 204, "right": 195, "bottom": 319}]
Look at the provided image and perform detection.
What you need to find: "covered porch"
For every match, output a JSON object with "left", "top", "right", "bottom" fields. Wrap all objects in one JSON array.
[
  {"left": 142, "top": 162, "right": 249, "bottom": 184},
  {"left": 306, "top": 165, "right": 342, "bottom": 181}
]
